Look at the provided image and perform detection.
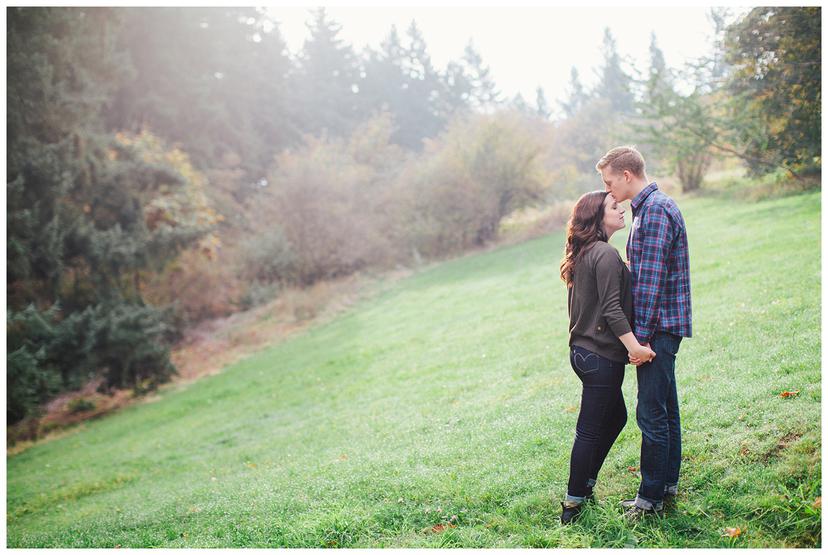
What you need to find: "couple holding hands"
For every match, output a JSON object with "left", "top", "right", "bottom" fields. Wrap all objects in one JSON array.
[{"left": 559, "top": 146, "right": 692, "bottom": 523}]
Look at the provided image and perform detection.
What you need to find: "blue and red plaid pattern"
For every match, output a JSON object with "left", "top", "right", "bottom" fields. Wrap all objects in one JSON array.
[{"left": 626, "top": 182, "right": 692, "bottom": 345}]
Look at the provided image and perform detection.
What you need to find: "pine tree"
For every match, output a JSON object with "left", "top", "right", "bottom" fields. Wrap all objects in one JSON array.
[
  {"left": 595, "top": 28, "right": 635, "bottom": 114},
  {"left": 396, "top": 20, "right": 448, "bottom": 148},
  {"left": 559, "top": 67, "right": 590, "bottom": 117},
  {"left": 509, "top": 93, "right": 531, "bottom": 113},
  {"left": 535, "top": 86, "right": 551, "bottom": 119},
  {"left": 636, "top": 33, "right": 714, "bottom": 192},
  {"left": 441, "top": 59, "right": 474, "bottom": 115},
  {"left": 292, "top": 7, "right": 362, "bottom": 137},
  {"left": 105, "top": 7, "right": 292, "bottom": 178},
  {"left": 7, "top": 8, "right": 219, "bottom": 423},
  {"left": 461, "top": 41, "right": 501, "bottom": 111},
  {"left": 360, "top": 26, "right": 407, "bottom": 120}
]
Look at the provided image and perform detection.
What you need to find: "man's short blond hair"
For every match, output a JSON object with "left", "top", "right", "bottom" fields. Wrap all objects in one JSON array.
[{"left": 596, "top": 145, "right": 646, "bottom": 178}]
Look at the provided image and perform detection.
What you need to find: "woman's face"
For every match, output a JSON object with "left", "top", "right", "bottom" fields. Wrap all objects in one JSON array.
[{"left": 602, "top": 193, "right": 625, "bottom": 235}]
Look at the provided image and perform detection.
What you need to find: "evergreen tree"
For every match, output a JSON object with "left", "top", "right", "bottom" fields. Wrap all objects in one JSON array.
[
  {"left": 509, "top": 92, "right": 531, "bottom": 114},
  {"left": 292, "top": 7, "right": 362, "bottom": 137},
  {"left": 396, "top": 20, "right": 448, "bottom": 148},
  {"left": 595, "top": 28, "right": 635, "bottom": 114},
  {"left": 636, "top": 34, "right": 714, "bottom": 192},
  {"left": 8, "top": 7, "right": 128, "bottom": 306},
  {"left": 360, "top": 25, "right": 407, "bottom": 124},
  {"left": 7, "top": 8, "right": 218, "bottom": 423},
  {"left": 559, "top": 67, "right": 590, "bottom": 117},
  {"left": 362, "top": 21, "right": 456, "bottom": 149},
  {"left": 105, "top": 7, "right": 292, "bottom": 178},
  {"left": 461, "top": 41, "right": 501, "bottom": 111},
  {"left": 535, "top": 86, "right": 551, "bottom": 119},
  {"left": 441, "top": 59, "right": 474, "bottom": 115},
  {"left": 646, "top": 31, "right": 669, "bottom": 94}
]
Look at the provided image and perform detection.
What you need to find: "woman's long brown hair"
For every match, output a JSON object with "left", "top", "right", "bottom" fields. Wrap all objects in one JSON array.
[{"left": 560, "top": 191, "right": 609, "bottom": 286}]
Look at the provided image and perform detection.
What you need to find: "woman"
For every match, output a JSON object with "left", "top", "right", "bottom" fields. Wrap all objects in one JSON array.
[{"left": 558, "top": 191, "right": 655, "bottom": 524}]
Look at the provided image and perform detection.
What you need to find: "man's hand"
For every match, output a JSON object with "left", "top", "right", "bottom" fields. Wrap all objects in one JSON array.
[{"left": 629, "top": 342, "right": 655, "bottom": 366}]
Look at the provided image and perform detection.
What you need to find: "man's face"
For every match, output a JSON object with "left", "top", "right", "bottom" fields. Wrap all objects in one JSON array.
[{"left": 600, "top": 167, "right": 630, "bottom": 202}]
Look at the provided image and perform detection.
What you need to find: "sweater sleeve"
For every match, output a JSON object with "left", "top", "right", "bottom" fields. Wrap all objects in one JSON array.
[{"left": 594, "top": 245, "right": 632, "bottom": 338}]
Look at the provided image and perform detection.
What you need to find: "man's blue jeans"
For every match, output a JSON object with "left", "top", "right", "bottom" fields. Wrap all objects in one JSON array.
[{"left": 635, "top": 332, "right": 682, "bottom": 507}]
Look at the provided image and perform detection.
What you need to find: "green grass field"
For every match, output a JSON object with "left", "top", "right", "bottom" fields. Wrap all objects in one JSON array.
[{"left": 7, "top": 189, "right": 821, "bottom": 547}]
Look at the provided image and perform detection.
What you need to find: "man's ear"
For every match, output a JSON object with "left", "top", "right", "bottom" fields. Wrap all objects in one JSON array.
[{"left": 623, "top": 170, "right": 632, "bottom": 183}]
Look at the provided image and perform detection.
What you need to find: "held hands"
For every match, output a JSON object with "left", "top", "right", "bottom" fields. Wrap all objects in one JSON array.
[{"left": 629, "top": 342, "right": 655, "bottom": 366}]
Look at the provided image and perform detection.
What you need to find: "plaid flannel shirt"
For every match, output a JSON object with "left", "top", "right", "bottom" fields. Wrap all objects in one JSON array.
[{"left": 626, "top": 182, "right": 692, "bottom": 345}]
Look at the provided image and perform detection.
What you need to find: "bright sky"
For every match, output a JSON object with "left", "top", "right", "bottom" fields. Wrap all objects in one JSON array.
[{"left": 267, "top": 5, "right": 749, "bottom": 117}]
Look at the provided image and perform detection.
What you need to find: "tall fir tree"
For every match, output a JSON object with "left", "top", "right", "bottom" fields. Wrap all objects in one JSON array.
[
  {"left": 535, "top": 86, "right": 551, "bottom": 119},
  {"left": 8, "top": 7, "right": 219, "bottom": 423},
  {"left": 595, "top": 28, "right": 635, "bottom": 115},
  {"left": 106, "top": 7, "right": 293, "bottom": 179},
  {"left": 636, "top": 33, "right": 714, "bottom": 191},
  {"left": 360, "top": 25, "right": 407, "bottom": 118},
  {"left": 559, "top": 67, "right": 590, "bottom": 117},
  {"left": 461, "top": 41, "right": 501, "bottom": 111},
  {"left": 292, "top": 7, "right": 363, "bottom": 137},
  {"left": 396, "top": 20, "right": 448, "bottom": 148}
]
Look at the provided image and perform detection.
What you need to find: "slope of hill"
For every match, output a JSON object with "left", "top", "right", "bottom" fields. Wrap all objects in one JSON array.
[{"left": 7, "top": 190, "right": 821, "bottom": 547}]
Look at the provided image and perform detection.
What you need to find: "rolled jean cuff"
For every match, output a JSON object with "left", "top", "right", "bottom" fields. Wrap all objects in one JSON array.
[
  {"left": 565, "top": 493, "right": 586, "bottom": 506},
  {"left": 634, "top": 494, "right": 663, "bottom": 511},
  {"left": 664, "top": 484, "right": 678, "bottom": 495},
  {"left": 586, "top": 478, "right": 597, "bottom": 489}
]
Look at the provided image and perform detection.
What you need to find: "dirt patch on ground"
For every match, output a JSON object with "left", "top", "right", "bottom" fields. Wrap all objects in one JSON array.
[{"left": 761, "top": 432, "right": 804, "bottom": 462}]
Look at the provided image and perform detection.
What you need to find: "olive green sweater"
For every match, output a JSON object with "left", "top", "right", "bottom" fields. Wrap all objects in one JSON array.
[{"left": 567, "top": 241, "right": 633, "bottom": 363}]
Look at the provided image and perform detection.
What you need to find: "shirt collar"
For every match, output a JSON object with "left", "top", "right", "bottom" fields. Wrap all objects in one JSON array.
[{"left": 631, "top": 182, "right": 658, "bottom": 213}]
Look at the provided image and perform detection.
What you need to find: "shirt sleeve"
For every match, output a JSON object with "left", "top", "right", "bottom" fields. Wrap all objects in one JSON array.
[
  {"left": 594, "top": 246, "right": 632, "bottom": 338},
  {"left": 633, "top": 205, "right": 676, "bottom": 344}
]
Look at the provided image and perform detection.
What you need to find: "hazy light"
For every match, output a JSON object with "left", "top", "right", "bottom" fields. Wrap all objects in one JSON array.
[{"left": 267, "top": 6, "right": 749, "bottom": 117}]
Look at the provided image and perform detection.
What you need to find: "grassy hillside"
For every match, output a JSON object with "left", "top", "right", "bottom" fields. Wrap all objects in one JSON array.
[{"left": 7, "top": 190, "right": 821, "bottom": 547}]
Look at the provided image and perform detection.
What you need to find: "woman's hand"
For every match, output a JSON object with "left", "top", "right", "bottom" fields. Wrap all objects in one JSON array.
[{"left": 628, "top": 342, "right": 655, "bottom": 366}]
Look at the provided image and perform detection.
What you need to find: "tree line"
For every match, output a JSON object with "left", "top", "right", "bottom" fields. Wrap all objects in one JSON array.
[{"left": 7, "top": 7, "right": 820, "bottom": 426}]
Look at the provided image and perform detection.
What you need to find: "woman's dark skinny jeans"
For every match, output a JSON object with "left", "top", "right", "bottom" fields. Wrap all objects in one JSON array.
[{"left": 566, "top": 345, "right": 627, "bottom": 502}]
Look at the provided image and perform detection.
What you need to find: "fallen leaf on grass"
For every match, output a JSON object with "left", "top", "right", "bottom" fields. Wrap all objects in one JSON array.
[
  {"left": 812, "top": 497, "right": 821, "bottom": 509},
  {"left": 779, "top": 390, "right": 800, "bottom": 398},
  {"left": 338, "top": 453, "right": 348, "bottom": 461},
  {"left": 564, "top": 405, "right": 578, "bottom": 413},
  {"left": 430, "top": 523, "right": 457, "bottom": 534},
  {"left": 627, "top": 466, "right": 639, "bottom": 473},
  {"left": 722, "top": 527, "right": 743, "bottom": 538},
  {"left": 245, "top": 461, "right": 257, "bottom": 469}
]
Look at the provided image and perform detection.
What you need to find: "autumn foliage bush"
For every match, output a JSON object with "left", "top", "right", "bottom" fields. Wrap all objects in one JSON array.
[
  {"left": 249, "top": 115, "right": 405, "bottom": 286},
  {"left": 238, "top": 111, "right": 557, "bottom": 284},
  {"left": 390, "top": 111, "right": 551, "bottom": 258}
]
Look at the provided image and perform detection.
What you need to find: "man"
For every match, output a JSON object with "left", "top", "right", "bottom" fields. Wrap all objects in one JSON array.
[{"left": 596, "top": 146, "right": 692, "bottom": 518}]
